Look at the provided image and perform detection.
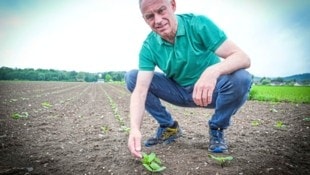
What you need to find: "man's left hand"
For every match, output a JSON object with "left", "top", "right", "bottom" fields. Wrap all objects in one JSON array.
[{"left": 193, "top": 69, "right": 219, "bottom": 106}]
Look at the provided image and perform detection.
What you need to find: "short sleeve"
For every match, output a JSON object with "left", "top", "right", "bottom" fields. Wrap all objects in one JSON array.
[
  {"left": 192, "top": 15, "right": 227, "bottom": 52},
  {"left": 139, "top": 42, "right": 156, "bottom": 71}
]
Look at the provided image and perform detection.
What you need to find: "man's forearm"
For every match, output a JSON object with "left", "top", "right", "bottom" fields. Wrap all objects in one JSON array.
[{"left": 129, "top": 91, "right": 146, "bottom": 131}]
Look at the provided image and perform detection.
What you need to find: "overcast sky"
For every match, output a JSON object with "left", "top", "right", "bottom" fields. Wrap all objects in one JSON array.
[{"left": 0, "top": 0, "right": 309, "bottom": 77}]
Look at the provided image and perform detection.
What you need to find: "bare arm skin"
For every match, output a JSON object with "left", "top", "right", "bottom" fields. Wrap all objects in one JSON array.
[
  {"left": 192, "top": 39, "right": 251, "bottom": 106},
  {"left": 128, "top": 71, "right": 154, "bottom": 158}
]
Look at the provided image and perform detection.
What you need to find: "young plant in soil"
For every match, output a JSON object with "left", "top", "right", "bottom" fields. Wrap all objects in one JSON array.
[
  {"left": 119, "top": 125, "right": 130, "bottom": 135},
  {"left": 208, "top": 154, "right": 233, "bottom": 168},
  {"left": 141, "top": 152, "right": 166, "bottom": 173},
  {"left": 11, "top": 112, "right": 29, "bottom": 119},
  {"left": 274, "top": 121, "right": 286, "bottom": 129},
  {"left": 101, "top": 125, "right": 110, "bottom": 134},
  {"left": 104, "top": 90, "right": 127, "bottom": 127},
  {"left": 41, "top": 102, "right": 52, "bottom": 108},
  {"left": 251, "top": 119, "right": 261, "bottom": 126},
  {"left": 303, "top": 117, "right": 310, "bottom": 122}
]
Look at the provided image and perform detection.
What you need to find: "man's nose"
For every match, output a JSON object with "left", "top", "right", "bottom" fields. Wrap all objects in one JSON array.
[{"left": 154, "top": 13, "right": 162, "bottom": 24}]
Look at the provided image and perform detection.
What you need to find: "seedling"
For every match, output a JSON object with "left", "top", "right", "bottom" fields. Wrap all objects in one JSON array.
[
  {"left": 303, "top": 117, "right": 310, "bottom": 122},
  {"left": 103, "top": 90, "right": 126, "bottom": 127},
  {"left": 119, "top": 125, "right": 130, "bottom": 134},
  {"left": 251, "top": 120, "right": 261, "bottom": 126},
  {"left": 208, "top": 154, "right": 233, "bottom": 168},
  {"left": 101, "top": 126, "right": 110, "bottom": 134},
  {"left": 270, "top": 108, "right": 278, "bottom": 113},
  {"left": 141, "top": 152, "right": 166, "bottom": 173},
  {"left": 274, "top": 121, "right": 286, "bottom": 129},
  {"left": 41, "top": 102, "right": 52, "bottom": 108},
  {"left": 9, "top": 99, "right": 18, "bottom": 103},
  {"left": 21, "top": 97, "right": 29, "bottom": 100},
  {"left": 11, "top": 112, "right": 29, "bottom": 119}
]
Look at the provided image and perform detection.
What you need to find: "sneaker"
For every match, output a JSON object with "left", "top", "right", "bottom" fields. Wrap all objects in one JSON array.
[
  {"left": 208, "top": 128, "right": 228, "bottom": 153},
  {"left": 144, "top": 121, "right": 182, "bottom": 147}
]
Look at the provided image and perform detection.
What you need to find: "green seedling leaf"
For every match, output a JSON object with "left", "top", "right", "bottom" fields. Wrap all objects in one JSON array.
[
  {"left": 274, "top": 121, "right": 286, "bottom": 129},
  {"left": 119, "top": 125, "right": 130, "bottom": 134},
  {"left": 141, "top": 152, "right": 166, "bottom": 172},
  {"left": 150, "top": 162, "right": 161, "bottom": 170},
  {"left": 208, "top": 154, "right": 233, "bottom": 168},
  {"left": 147, "top": 152, "right": 156, "bottom": 163},
  {"left": 251, "top": 120, "right": 261, "bottom": 126},
  {"left": 101, "top": 126, "right": 110, "bottom": 133},
  {"left": 153, "top": 166, "right": 166, "bottom": 172},
  {"left": 11, "top": 112, "right": 29, "bottom": 119},
  {"left": 303, "top": 117, "right": 310, "bottom": 122},
  {"left": 141, "top": 153, "right": 148, "bottom": 162},
  {"left": 41, "top": 102, "right": 52, "bottom": 108},
  {"left": 225, "top": 156, "right": 233, "bottom": 161},
  {"left": 154, "top": 157, "right": 162, "bottom": 164},
  {"left": 270, "top": 108, "right": 278, "bottom": 113},
  {"left": 9, "top": 99, "right": 18, "bottom": 102},
  {"left": 142, "top": 164, "right": 153, "bottom": 172}
]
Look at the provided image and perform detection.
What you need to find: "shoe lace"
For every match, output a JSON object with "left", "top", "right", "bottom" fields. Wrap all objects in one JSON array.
[
  {"left": 210, "top": 130, "right": 225, "bottom": 144},
  {"left": 155, "top": 127, "right": 166, "bottom": 139}
]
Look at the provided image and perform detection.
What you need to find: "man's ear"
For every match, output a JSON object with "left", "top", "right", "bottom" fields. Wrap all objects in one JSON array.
[{"left": 170, "top": 0, "right": 176, "bottom": 11}]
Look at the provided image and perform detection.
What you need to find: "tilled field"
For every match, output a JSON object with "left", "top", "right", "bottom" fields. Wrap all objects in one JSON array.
[{"left": 0, "top": 81, "right": 309, "bottom": 175}]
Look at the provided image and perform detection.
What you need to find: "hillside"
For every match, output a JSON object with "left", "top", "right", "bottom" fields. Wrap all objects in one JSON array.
[
  {"left": 253, "top": 73, "right": 310, "bottom": 84},
  {"left": 282, "top": 73, "right": 310, "bottom": 82}
]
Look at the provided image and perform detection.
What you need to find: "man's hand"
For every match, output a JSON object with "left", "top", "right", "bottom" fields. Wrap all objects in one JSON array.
[
  {"left": 128, "top": 129, "right": 142, "bottom": 158},
  {"left": 193, "top": 68, "right": 219, "bottom": 106}
]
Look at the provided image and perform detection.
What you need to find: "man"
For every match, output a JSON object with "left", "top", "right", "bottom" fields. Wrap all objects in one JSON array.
[{"left": 125, "top": 0, "right": 252, "bottom": 158}]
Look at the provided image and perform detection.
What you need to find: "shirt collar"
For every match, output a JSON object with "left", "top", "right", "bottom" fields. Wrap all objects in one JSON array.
[{"left": 156, "top": 15, "right": 185, "bottom": 45}]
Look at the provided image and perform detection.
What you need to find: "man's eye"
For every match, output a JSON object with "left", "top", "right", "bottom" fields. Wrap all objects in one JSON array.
[
  {"left": 158, "top": 7, "right": 166, "bottom": 14},
  {"left": 145, "top": 14, "right": 154, "bottom": 20}
]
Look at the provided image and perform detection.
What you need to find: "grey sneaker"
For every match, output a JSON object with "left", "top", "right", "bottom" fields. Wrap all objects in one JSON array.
[
  {"left": 208, "top": 128, "right": 228, "bottom": 153},
  {"left": 144, "top": 121, "right": 182, "bottom": 147}
]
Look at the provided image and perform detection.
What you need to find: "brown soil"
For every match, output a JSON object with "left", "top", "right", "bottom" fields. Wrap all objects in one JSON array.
[{"left": 0, "top": 81, "right": 309, "bottom": 175}]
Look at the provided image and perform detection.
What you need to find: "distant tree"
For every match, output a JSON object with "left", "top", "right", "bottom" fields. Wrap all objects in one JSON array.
[
  {"left": 76, "top": 72, "right": 85, "bottom": 82},
  {"left": 38, "top": 73, "right": 45, "bottom": 81},
  {"left": 26, "top": 70, "right": 38, "bottom": 80},
  {"left": 260, "top": 77, "right": 271, "bottom": 85},
  {"left": 84, "top": 73, "right": 98, "bottom": 82},
  {"left": 104, "top": 73, "right": 112, "bottom": 82},
  {"left": 69, "top": 71, "right": 78, "bottom": 81},
  {"left": 0, "top": 67, "right": 125, "bottom": 82},
  {"left": 58, "top": 72, "right": 69, "bottom": 81},
  {"left": 0, "top": 67, "right": 13, "bottom": 80},
  {"left": 287, "top": 80, "right": 296, "bottom": 86},
  {"left": 273, "top": 77, "right": 283, "bottom": 83}
]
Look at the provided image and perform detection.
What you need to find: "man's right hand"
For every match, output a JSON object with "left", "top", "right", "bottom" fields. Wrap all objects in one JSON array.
[{"left": 128, "top": 129, "right": 142, "bottom": 158}]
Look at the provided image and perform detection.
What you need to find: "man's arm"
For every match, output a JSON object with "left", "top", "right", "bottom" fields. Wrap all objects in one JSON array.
[
  {"left": 128, "top": 70, "right": 154, "bottom": 158},
  {"left": 193, "top": 39, "right": 251, "bottom": 106},
  {"left": 213, "top": 39, "right": 251, "bottom": 75}
]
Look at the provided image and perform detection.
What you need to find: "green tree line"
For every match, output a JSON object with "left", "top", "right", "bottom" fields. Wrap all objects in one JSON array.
[
  {"left": 257, "top": 77, "right": 310, "bottom": 86},
  {"left": 101, "top": 71, "right": 126, "bottom": 82},
  {"left": 0, "top": 67, "right": 126, "bottom": 82}
]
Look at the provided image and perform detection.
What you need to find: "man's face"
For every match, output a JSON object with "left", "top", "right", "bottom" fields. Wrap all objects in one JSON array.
[{"left": 140, "top": 0, "right": 177, "bottom": 41}]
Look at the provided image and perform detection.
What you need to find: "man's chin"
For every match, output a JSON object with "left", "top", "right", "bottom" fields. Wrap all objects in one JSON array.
[{"left": 157, "top": 31, "right": 170, "bottom": 38}]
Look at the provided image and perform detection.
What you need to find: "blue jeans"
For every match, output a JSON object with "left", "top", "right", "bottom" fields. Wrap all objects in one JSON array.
[{"left": 125, "top": 69, "right": 252, "bottom": 130}]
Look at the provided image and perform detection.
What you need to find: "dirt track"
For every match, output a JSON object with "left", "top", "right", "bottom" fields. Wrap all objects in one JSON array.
[{"left": 0, "top": 81, "right": 309, "bottom": 175}]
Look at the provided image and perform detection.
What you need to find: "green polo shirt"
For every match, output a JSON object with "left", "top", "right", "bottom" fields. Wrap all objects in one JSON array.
[{"left": 139, "top": 13, "right": 227, "bottom": 86}]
